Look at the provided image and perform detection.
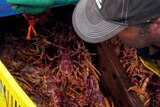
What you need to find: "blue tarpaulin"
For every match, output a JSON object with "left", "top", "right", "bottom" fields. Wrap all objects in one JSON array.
[
  {"left": 0, "top": 0, "right": 21, "bottom": 17},
  {"left": 0, "top": 0, "right": 67, "bottom": 17}
]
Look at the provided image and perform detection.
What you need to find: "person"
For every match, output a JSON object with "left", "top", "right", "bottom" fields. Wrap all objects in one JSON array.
[{"left": 6, "top": 0, "right": 160, "bottom": 76}]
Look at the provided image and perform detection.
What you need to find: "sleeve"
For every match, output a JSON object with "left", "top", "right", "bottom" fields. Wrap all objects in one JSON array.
[{"left": 137, "top": 46, "right": 160, "bottom": 60}]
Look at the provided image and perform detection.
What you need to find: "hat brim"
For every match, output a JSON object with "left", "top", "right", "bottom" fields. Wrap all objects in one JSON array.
[{"left": 72, "top": 0, "right": 127, "bottom": 43}]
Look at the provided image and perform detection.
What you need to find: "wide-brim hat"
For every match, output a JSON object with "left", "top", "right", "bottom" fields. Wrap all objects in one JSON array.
[{"left": 72, "top": 0, "right": 160, "bottom": 43}]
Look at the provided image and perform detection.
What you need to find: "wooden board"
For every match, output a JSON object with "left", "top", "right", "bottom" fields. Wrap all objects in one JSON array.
[{"left": 94, "top": 41, "right": 144, "bottom": 107}]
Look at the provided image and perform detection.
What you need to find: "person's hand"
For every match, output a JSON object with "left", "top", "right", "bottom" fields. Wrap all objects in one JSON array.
[
  {"left": 6, "top": 0, "right": 55, "bottom": 14},
  {"left": 6, "top": 0, "right": 79, "bottom": 14}
]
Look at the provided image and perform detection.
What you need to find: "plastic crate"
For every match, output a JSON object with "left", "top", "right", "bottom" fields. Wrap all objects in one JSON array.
[{"left": 0, "top": 60, "right": 36, "bottom": 107}]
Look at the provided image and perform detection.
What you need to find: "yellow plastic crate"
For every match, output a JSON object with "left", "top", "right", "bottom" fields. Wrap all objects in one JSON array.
[{"left": 0, "top": 60, "right": 36, "bottom": 107}]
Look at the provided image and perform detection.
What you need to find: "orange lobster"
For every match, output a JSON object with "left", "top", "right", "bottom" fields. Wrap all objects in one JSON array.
[
  {"left": 0, "top": 4, "right": 51, "bottom": 40},
  {"left": 22, "top": 9, "right": 51, "bottom": 40}
]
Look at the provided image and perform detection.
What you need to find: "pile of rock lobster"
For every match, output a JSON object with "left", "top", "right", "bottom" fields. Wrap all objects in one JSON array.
[
  {"left": 0, "top": 16, "right": 109, "bottom": 106},
  {"left": 110, "top": 37, "right": 160, "bottom": 107}
]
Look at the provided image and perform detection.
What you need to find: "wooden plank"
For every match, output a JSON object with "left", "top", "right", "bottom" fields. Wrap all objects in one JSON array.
[{"left": 95, "top": 41, "right": 143, "bottom": 107}]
